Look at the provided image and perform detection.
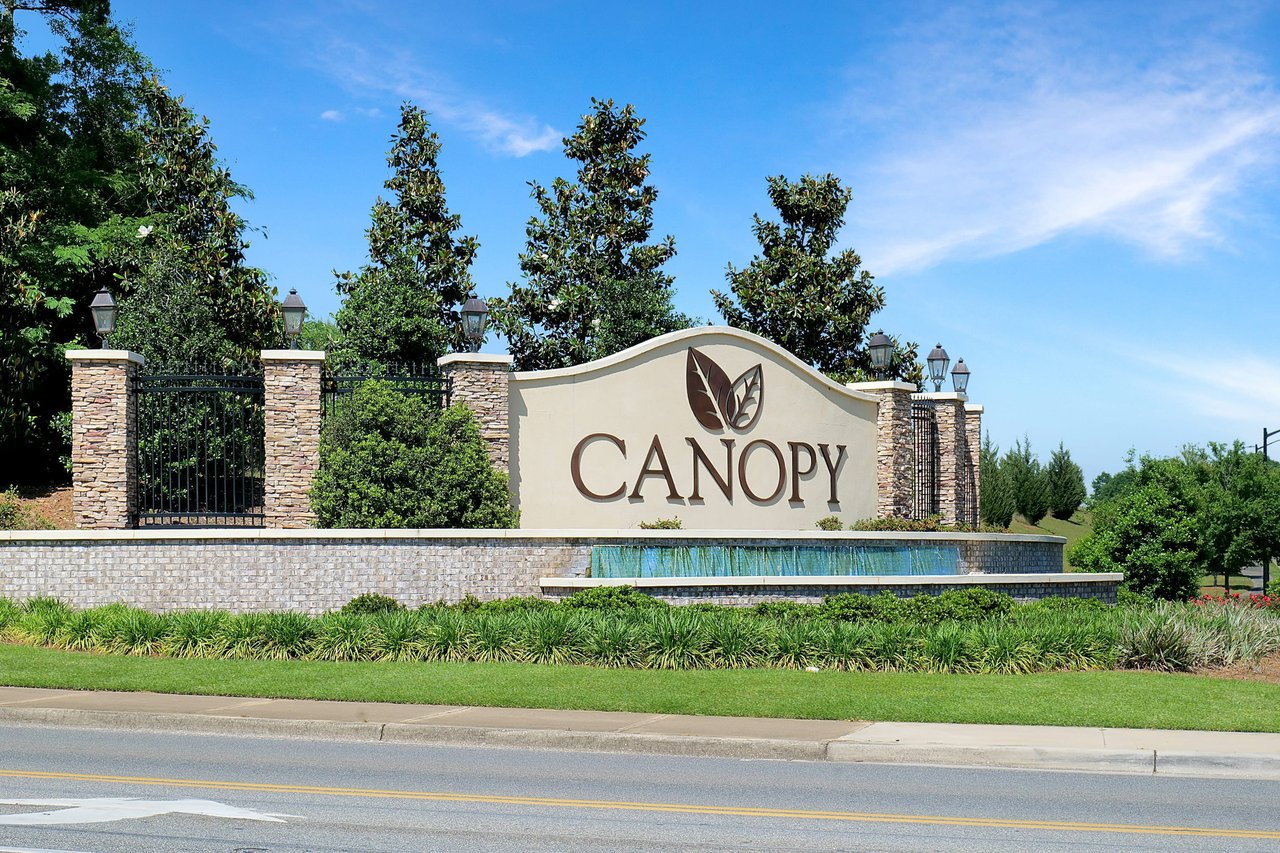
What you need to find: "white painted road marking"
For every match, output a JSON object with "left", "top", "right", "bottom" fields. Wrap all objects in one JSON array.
[{"left": 0, "top": 797, "right": 295, "bottom": 825}]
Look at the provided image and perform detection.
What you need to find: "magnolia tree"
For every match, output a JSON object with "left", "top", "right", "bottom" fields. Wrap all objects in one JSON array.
[
  {"left": 334, "top": 104, "right": 477, "bottom": 367},
  {"left": 713, "top": 174, "right": 921, "bottom": 383},
  {"left": 489, "top": 98, "right": 692, "bottom": 370}
]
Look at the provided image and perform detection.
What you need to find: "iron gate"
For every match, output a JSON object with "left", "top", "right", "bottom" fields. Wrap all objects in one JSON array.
[
  {"left": 134, "top": 365, "right": 265, "bottom": 527},
  {"left": 321, "top": 362, "right": 449, "bottom": 417},
  {"left": 911, "top": 399, "right": 939, "bottom": 520}
]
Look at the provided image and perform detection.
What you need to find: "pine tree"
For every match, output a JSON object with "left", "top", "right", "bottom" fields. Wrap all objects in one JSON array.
[
  {"left": 489, "top": 98, "right": 691, "bottom": 370},
  {"left": 334, "top": 104, "right": 477, "bottom": 367},
  {"left": 1004, "top": 437, "right": 1050, "bottom": 526},
  {"left": 979, "top": 434, "right": 1016, "bottom": 528},
  {"left": 1046, "top": 441, "right": 1087, "bottom": 520},
  {"left": 712, "top": 173, "right": 921, "bottom": 383}
]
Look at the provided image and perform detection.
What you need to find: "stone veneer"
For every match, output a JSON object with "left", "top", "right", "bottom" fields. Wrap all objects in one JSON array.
[
  {"left": 67, "top": 350, "right": 143, "bottom": 529},
  {"left": 262, "top": 350, "right": 325, "bottom": 528},
  {"left": 965, "top": 404, "right": 983, "bottom": 526},
  {"left": 438, "top": 353, "right": 513, "bottom": 472},
  {"left": 847, "top": 381, "right": 916, "bottom": 519},
  {"left": 0, "top": 529, "right": 1073, "bottom": 613}
]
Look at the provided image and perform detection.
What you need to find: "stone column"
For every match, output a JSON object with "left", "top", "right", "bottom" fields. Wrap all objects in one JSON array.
[
  {"left": 67, "top": 350, "right": 143, "bottom": 529},
  {"left": 915, "top": 392, "right": 967, "bottom": 525},
  {"left": 847, "top": 380, "right": 916, "bottom": 519},
  {"left": 965, "top": 403, "right": 983, "bottom": 527},
  {"left": 438, "top": 353, "right": 513, "bottom": 472},
  {"left": 262, "top": 350, "right": 325, "bottom": 528}
]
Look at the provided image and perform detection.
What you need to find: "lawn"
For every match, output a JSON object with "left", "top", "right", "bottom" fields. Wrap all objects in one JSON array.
[
  {"left": 1007, "top": 510, "right": 1092, "bottom": 570},
  {"left": 3, "top": 643, "right": 1278, "bottom": 732}
]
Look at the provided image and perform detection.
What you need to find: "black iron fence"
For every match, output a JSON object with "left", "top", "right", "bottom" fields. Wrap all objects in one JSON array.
[
  {"left": 911, "top": 399, "right": 939, "bottom": 520},
  {"left": 321, "top": 362, "right": 449, "bottom": 417},
  {"left": 134, "top": 364, "right": 265, "bottom": 527}
]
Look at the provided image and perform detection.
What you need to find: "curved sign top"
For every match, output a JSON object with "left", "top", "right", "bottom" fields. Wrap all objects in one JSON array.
[{"left": 508, "top": 327, "right": 879, "bottom": 530}]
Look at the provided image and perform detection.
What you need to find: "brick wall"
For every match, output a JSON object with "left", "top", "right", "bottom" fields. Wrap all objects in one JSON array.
[{"left": 67, "top": 351, "right": 142, "bottom": 529}]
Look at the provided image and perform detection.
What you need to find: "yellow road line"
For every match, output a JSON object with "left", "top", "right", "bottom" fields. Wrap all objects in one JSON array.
[{"left": 1, "top": 767, "right": 1277, "bottom": 840}]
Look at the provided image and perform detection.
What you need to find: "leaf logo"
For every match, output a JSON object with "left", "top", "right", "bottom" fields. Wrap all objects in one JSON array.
[{"left": 685, "top": 347, "right": 764, "bottom": 432}]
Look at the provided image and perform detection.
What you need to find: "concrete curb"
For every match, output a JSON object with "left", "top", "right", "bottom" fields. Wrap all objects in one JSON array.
[{"left": 4, "top": 706, "right": 1280, "bottom": 779}]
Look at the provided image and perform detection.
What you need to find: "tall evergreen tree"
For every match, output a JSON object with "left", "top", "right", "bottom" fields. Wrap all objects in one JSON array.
[
  {"left": 1004, "top": 437, "right": 1050, "bottom": 526},
  {"left": 979, "top": 434, "right": 1016, "bottom": 528},
  {"left": 334, "top": 104, "right": 477, "bottom": 367},
  {"left": 712, "top": 173, "right": 921, "bottom": 383},
  {"left": 489, "top": 98, "right": 691, "bottom": 370},
  {"left": 1046, "top": 441, "right": 1087, "bottom": 520},
  {"left": 111, "top": 76, "right": 278, "bottom": 365}
]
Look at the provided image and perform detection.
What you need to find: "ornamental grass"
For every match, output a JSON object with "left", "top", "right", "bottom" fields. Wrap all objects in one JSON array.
[{"left": 2, "top": 592, "right": 1277, "bottom": 674}]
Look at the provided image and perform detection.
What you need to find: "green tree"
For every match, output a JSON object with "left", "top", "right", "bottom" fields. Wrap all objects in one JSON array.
[
  {"left": 334, "top": 104, "right": 476, "bottom": 367},
  {"left": 1003, "top": 437, "right": 1050, "bottom": 525},
  {"left": 489, "top": 98, "right": 691, "bottom": 370},
  {"left": 979, "top": 434, "right": 1016, "bottom": 528},
  {"left": 712, "top": 173, "right": 920, "bottom": 383},
  {"left": 0, "top": 0, "right": 151, "bottom": 482},
  {"left": 310, "top": 381, "right": 517, "bottom": 529},
  {"left": 1070, "top": 455, "right": 1208, "bottom": 600},
  {"left": 111, "top": 76, "right": 279, "bottom": 365},
  {"left": 1046, "top": 442, "right": 1087, "bottom": 520}
]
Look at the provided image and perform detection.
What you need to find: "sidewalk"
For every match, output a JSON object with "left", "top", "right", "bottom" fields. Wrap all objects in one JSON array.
[{"left": 2, "top": 685, "right": 1278, "bottom": 779}]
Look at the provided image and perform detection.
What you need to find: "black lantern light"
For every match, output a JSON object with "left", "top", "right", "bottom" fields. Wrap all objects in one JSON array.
[
  {"left": 867, "top": 330, "right": 894, "bottom": 380},
  {"left": 927, "top": 343, "right": 950, "bottom": 392},
  {"left": 282, "top": 289, "right": 306, "bottom": 349},
  {"left": 461, "top": 296, "right": 488, "bottom": 353},
  {"left": 951, "top": 358, "right": 970, "bottom": 394},
  {"left": 89, "top": 287, "right": 117, "bottom": 348}
]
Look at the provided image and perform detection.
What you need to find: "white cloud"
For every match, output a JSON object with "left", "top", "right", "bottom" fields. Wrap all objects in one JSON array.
[
  {"left": 319, "top": 109, "right": 344, "bottom": 122},
  {"left": 1117, "top": 342, "right": 1280, "bottom": 428},
  {"left": 844, "top": 4, "right": 1280, "bottom": 274},
  {"left": 314, "top": 41, "right": 558, "bottom": 157}
]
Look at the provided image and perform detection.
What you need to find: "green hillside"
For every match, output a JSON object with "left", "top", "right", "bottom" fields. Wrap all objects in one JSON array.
[{"left": 1007, "top": 510, "right": 1093, "bottom": 570}]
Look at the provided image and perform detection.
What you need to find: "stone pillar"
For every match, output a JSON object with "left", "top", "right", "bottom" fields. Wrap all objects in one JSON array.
[
  {"left": 67, "top": 350, "right": 143, "bottom": 529},
  {"left": 262, "top": 350, "right": 325, "bottom": 528},
  {"left": 915, "top": 392, "right": 967, "bottom": 525},
  {"left": 438, "top": 353, "right": 513, "bottom": 472},
  {"left": 965, "top": 404, "right": 983, "bottom": 527},
  {"left": 847, "top": 380, "right": 916, "bottom": 519}
]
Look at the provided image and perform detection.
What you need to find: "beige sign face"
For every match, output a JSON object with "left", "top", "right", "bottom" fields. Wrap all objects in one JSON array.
[{"left": 508, "top": 327, "right": 879, "bottom": 529}]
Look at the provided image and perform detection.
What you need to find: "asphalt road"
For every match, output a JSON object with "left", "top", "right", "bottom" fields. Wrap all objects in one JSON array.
[{"left": 0, "top": 722, "right": 1278, "bottom": 852}]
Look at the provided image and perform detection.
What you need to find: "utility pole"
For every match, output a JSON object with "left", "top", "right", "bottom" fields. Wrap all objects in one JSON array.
[{"left": 1261, "top": 427, "right": 1279, "bottom": 591}]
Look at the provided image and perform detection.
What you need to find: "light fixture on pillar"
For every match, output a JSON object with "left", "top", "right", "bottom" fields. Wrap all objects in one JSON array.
[
  {"left": 927, "top": 343, "right": 950, "bottom": 392},
  {"left": 461, "top": 296, "right": 489, "bottom": 353},
  {"left": 951, "top": 358, "right": 970, "bottom": 394},
  {"left": 868, "top": 330, "right": 893, "bottom": 380},
  {"left": 282, "top": 289, "right": 306, "bottom": 349},
  {"left": 89, "top": 287, "right": 117, "bottom": 348}
]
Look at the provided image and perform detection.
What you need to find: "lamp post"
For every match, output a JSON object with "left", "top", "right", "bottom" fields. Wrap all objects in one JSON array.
[
  {"left": 868, "top": 330, "right": 893, "bottom": 380},
  {"left": 926, "top": 343, "right": 950, "bottom": 392},
  {"left": 89, "top": 287, "right": 117, "bottom": 348},
  {"left": 282, "top": 289, "right": 306, "bottom": 349},
  {"left": 951, "top": 358, "right": 970, "bottom": 394},
  {"left": 461, "top": 296, "right": 488, "bottom": 353}
]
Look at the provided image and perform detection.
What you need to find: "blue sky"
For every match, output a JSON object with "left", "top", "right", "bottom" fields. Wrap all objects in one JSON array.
[{"left": 25, "top": 1, "right": 1280, "bottom": 483}]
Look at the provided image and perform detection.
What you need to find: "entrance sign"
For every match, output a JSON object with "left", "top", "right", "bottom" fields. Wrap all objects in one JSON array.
[{"left": 509, "top": 327, "right": 878, "bottom": 529}]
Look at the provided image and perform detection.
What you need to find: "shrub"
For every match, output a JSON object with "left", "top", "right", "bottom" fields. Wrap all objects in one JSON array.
[
  {"left": 341, "top": 593, "right": 404, "bottom": 615},
  {"left": 0, "top": 491, "right": 52, "bottom": 531},
  {"left": 1004, "top": 438, "right": 1050, "bottom": 526},
  {"left": 751, "top": 600, "right": 818, "bottom": 622},
  {"left": 814, "top": 515, "right": 843, "bottom": 531},
  {"left": 639, "top": 517, "right": 682, "bottom": 529},
  {"left": 310, "top": 382, "right": 517, "bottom": 528},
  {"left": 980, "top": 435, "right": 1016, "bottom": 528},
  {"left": 1046, "top": 443, "right": 1087, "bottom": 520},
  {"left": 560, "top": 585, "right": 668, "bottom": 610}
]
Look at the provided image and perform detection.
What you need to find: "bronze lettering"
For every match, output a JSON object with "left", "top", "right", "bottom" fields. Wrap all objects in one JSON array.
[
  {"left": 738, "top": 439, "right": 786, "bottom": 503},
  {"left": 687, "top": 437, "right": 734, "bottom": 501},
  {"left": 629, "top": 435, "right": 682, "bottom": 500},
  {"left": 570, "top": 433, "right": 627, "bottom": 500},
  {"left": 788, "top": 441, "right": 816, "bottom": 502},
  {"left": 819, "top": 443, "right": 848, "bottom": 503}
]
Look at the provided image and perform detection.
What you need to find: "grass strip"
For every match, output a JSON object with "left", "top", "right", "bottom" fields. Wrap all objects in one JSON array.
[{"left": 2, "top": 643, "right": 1279, "bottom": 732}]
